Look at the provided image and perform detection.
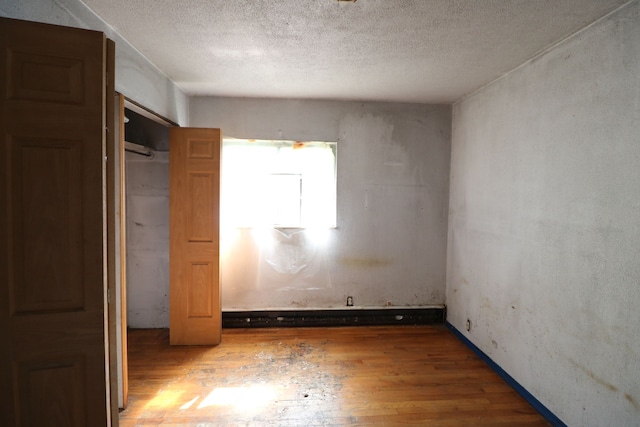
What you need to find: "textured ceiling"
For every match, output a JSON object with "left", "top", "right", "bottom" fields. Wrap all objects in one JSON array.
[{"left": 81, "top": 0, "right": 629, "bottom": 103}]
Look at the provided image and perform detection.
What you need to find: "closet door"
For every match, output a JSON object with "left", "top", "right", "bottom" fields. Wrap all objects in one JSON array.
[
  {"left": 0, "top": 18, "right": 111, "bottom": 426},
  {"left": 169, "top": 128, "right": 222, "bottom": 345}
]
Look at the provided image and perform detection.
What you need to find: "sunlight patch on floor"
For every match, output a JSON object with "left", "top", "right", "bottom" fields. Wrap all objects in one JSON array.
[
  {"left": 143, "top": 384, "right": 280, "bottom": 413},
  {"left": 145, "top": 389, "right": 185, "bottom": 409},
  {"left": 179, "top": 395, "right": 200, "bottom": 410},
  {"left": 197, "top": 385, "right": 279, "bottom": 409}
]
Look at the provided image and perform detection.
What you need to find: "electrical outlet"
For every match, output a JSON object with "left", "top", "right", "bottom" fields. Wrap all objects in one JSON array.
[
  {"left": 466, "top": 319, "right": 472, "bottom": 332},
  {"left": 346, "top": 296, "right": 354, "bottom": 306}
]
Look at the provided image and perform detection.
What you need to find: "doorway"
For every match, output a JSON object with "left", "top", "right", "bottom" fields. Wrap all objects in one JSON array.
[{"left": 114, "top": 97, "right": 175, "bottom": 410}]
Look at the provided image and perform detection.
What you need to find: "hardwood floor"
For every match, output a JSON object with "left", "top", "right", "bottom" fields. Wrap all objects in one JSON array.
[{"left": 118, "top": 326, "right": 550, "bottom": 426}]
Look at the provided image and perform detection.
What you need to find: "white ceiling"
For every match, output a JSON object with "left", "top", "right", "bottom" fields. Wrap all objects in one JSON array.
[{"left": 81, "top": 0, "right": 630, "bottom": 103}]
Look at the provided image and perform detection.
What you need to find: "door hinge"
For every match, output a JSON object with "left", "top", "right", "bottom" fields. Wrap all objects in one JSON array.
[{"left": 107, "top": 288, "right": 111, "bottom": 304}]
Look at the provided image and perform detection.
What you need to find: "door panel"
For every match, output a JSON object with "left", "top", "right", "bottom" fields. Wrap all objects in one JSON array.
[
  {"left": 14, "top": 355, "right": 86, "bottom": 427},
  {"left": 170, "top": 128, "right": 221, "bottom": 345},
  {"left": 188, "top": 172, "right": 216, "bottom": 241},
  {"left": 0, "top": 18, "right": 110, "bottom": 426},
  {"left": 7, "top": 50, "right": 84, "bottom": 104},
  {"left": 10, "top": 137, "right": 84, "bottom": 313}
]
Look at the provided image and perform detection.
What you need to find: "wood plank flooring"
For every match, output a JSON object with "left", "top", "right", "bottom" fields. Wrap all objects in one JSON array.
[{"left": 118, "top": 326, "right": 550, "bottom": 426}]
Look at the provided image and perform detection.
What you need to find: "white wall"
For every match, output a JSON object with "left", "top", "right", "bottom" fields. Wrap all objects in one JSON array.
[
  {"left": 191, "top": 98, "right": 451, "bottom": 310},
  {"left": 447, "top": 1, "right": 640, "bottom": 425},
  {"left": 0, "top": 0, "right": 188, "bottom": 124},
  {"left": 125, "top": 152, "right": 170, "bottom": 328}
]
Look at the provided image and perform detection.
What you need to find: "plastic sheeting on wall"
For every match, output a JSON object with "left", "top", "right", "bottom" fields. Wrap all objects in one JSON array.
[
  {"left": 221, "top": 227, "right": 332, "bottom": 292},
  {"left": 256, "top": 228, "right": 331, "bottom": 291}
]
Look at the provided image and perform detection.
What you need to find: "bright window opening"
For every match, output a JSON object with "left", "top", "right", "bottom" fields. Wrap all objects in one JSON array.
[{"left": 221, "top": 139, "right": 337, "bottom": 228}]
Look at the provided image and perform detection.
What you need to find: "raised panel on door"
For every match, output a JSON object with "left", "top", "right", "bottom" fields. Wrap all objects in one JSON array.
[
  {"left": 14, "top": 356, "right": 87, "bottom": 427},
  {"left": 188, "top": 262, "right": 214, "bottom": 317},
  {"left": 188, "top": 172, "right": 215, "bottom": 242},
  {"left": 10, "top": 137, "right": 84, "bottom": 314},
  {"left": 7, "top": 51, "right": 84, "bottom": 104}
]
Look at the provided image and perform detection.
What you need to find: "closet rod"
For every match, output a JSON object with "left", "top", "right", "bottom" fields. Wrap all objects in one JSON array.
[{"left": 124, "top": 141, "right": 153, "bottom": 157}]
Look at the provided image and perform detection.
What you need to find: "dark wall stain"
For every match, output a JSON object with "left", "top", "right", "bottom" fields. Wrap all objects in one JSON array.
[
  {"left": 625, "top": 393, "right": 639, "bottom": 411},
  {"left": 339, "top": 257, "right": 392, "bottom": 268},
  {"left": 569, "top": 359, "right": 618, "bottom": 392}
]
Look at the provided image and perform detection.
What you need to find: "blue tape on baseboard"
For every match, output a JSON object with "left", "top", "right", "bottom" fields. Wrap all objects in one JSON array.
[{"left": 445, "top": 321, "right": 567, "bottom": 427}]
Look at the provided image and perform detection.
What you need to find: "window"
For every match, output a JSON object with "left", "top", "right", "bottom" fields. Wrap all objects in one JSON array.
[{"left": 221, "top": 139, "right": 337, "bottom": 228}]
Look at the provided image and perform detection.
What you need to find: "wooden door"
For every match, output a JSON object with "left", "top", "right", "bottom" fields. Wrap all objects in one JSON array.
[
  {"left": 0, "top": 18, "right": 111, "bottom": 426},
  {"left": 169, "top": 128, "right": 222, "bottom": 345}
]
